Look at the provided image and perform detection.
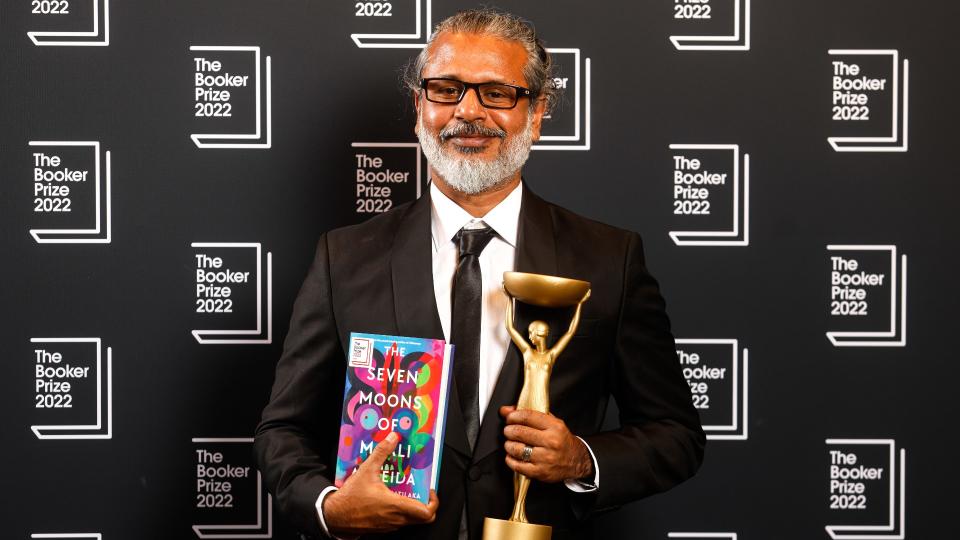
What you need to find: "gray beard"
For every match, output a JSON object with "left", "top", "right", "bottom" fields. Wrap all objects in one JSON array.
[{"left": 416, "top": 115, "right": 534, "bottom": 195}]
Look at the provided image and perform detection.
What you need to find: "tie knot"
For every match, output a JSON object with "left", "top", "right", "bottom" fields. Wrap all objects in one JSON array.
[{"left": 454, "top": 224, "right": 496, "bottom": 257}]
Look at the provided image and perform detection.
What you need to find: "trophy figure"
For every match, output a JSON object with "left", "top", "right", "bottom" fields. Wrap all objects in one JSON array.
[{"left": 482, "top": 271, "right": 591, "bottom": 540}]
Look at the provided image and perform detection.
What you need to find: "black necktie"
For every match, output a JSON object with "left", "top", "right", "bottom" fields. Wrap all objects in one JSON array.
[{"left": 450, "top": 223, "right": 497, "bottom": 450}]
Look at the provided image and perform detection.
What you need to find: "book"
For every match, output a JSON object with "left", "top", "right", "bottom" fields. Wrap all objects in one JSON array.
[{"left": 334, "top": 332, "right": 454, "bottom": 502}]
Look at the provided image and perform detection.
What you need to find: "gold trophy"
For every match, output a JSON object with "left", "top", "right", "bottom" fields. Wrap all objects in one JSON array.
[{"left": 482, "top": 271, "right": 592, "bottom": 540}]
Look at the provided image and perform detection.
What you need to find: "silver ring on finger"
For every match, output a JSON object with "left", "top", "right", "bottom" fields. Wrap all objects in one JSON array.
[{"left": 521, "top": 445, "right": 533, "bottom": 463}]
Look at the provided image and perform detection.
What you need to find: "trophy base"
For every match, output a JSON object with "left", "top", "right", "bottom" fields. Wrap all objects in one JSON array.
[{"left": 482, "top": 517, "right": 552, "bottom": 540}]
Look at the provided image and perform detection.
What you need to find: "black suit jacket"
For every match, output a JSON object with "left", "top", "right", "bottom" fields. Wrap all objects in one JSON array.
[{"left": 254, "top": 185, "right": 705, "bottom": 539}]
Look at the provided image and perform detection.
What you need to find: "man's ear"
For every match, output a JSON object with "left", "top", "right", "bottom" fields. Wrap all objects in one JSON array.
[
  {"left": 412, "top": 91, "right": 421, "bottom": 134},
  {"left": 530, "top": 98, "right": 547, "bottom": 142}
]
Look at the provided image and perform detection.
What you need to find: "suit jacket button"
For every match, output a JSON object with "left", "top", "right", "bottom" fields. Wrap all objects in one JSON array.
[{"left": 468, "top": 465, "right": 482, "bottom": 481}]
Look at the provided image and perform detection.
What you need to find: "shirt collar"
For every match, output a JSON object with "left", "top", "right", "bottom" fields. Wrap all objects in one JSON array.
[{"left": 430, "top": 180, "right": 522, "bottom": 251}]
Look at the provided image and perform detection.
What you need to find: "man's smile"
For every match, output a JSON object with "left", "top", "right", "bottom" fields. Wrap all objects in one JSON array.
[{"left": 448, "top": 135, "right": 496, "bottom": 148}]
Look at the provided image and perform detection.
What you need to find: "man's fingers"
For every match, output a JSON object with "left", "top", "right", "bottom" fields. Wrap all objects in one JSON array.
[
  {"left": 361, "top": 432, "right": 399, "bottom": 472},
  {"left": 503, "top": 424, "right": 549, "bottom": 447},
  {"left": 505, "top": 455, "right": 542, "bottom": 479},
  {"left": 422, "top": 490, "right": 440, "bottom": 523},
  {"left": 499, "top": 405, "right": 516, "bottom": 418},
  {"left": 389, "top": 490, "right": 439, "bottom": 523},
  {"left": 504, "top": 440, "right": 539, "bottom": 462},
  {"left": 505, "top": 409, "right": 556, "bottom": 430}
]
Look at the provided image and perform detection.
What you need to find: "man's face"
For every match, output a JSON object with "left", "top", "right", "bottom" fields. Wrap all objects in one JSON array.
[{"left": 414, "top": 32, "right": 546, "bottom": 193}]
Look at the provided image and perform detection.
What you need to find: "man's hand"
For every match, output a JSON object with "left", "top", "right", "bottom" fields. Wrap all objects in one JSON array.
[
  {"left": 323, "top": 432, "right": 439, "bottom": 536},
  {"left": 500, "top": 406, "right": 593, "bottom": 483}
]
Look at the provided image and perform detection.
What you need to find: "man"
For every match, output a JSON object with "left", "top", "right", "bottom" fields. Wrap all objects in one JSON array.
[{"left": 254, "top": 9, "right": 704, "bottom": 539}]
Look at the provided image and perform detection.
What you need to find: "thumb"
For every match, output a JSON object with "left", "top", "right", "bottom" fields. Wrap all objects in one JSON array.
[{"left": 361, "top": 432, "right": 399, "bottom": 473}]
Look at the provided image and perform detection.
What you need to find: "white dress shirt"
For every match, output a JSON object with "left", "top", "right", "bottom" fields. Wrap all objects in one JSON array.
[
  {"left": 429, "top": 180, "right": 520, "bottom": 418},
  {"left": 315, "top": 181, "right": 597, "bottom": 538}
]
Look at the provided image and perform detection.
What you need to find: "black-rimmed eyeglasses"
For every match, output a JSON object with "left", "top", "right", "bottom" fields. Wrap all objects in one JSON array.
[{"left": 420, "top": 78, "right": 532, "bottom": 109}]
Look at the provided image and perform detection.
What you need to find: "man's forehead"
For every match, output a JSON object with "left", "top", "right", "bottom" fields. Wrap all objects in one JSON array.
[{"left": 422, "top": 31, "right": 529, "bottom": 85}]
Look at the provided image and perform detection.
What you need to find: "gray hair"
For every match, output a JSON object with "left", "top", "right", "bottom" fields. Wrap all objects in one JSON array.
[{"left": 402, "top": 8, "right": 557, "bottom": 114}]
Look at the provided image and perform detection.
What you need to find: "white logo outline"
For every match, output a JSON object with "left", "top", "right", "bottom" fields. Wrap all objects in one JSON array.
[
  {"left": 29, "top": 141, "right": 112, "bottom": 244},
  {"left": 676, "top": 339, "right": 748, "bottom": 441},
  {"left": 192, "top": 437, "right": 274, "bottom": 539},
  {"left": 28, "top": 0, "right": 109, "bottom": 47},
  {"left": 825, "top": 439, "right": 907, "bottom": 540},
  {"left": 191, "top": 243, "right": 273, "bottom": 345},
  {"left": 533, "top": 50, "right": 592, "bottom": 151},
  {"left": 189, "top": 46, "right": 272, "bottom": 149},
  {"left": 668, "top": 533, "right": 737, "bottom": 540},
  {"left": 351, "top": 0, "right": 432, "bottom": 49},
  {"left": 350, "top": 142, "right": 424, "bottom": 199},
  {"left": 30, "top": 337, "right": 112, "bottom": 440},
  {"left": 31, "top": 534, "right": 102, "bottom": 540},
  {"left": 668, "top": 144, "right": 750, "bottom": 247},
  {"left": 828, "top": 50, "right": 909, "bottom": 153},
  {"left": 826, "top": 245, "right": 907, "bottom": 347},
  {"left": 670, "top": 0, "right": 750, "bottom": 51}
]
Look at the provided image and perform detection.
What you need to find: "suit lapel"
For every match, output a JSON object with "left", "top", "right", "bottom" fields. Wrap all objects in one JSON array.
[
  {"left": 514, "top": 186, "right": 560, "bottom": 278},
  {"left": 472, "top": 185, "right": 558, "bottom": 464},
  {"left": 391, "top": 192, "right": 472, "bottom": 458}
]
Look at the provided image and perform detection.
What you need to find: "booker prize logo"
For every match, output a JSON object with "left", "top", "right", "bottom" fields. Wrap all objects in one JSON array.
[
  {"left": 349, "top": 336, "right": 375, "bottom": 368},
  {"left": 825, "top": 439, "right": 907, "bottom": 539},
  {"left": 190, "top": 46, "right": 272, "bottom": 149},
  {"left": 27, "top": 0, "right": 110, "bottom": 46},
  {"left": 828, "top": 49, "right": 909, "bottom": 152},
  {"left": 349, "top": 0, "right": 431, "bottom": 48},
  {"left": 351, "top": 142, "right": 423, "bottom": 215},
  {"left": 191, "top": 243, "right": 273, "bottom": 345},
  {"left": 29, "top": 141, "right": 112, "bottom": 244},
  {"left": 676, "top": 339, "right": 748, "bottom": 441},
  {"left": 826, "top": 245, "right": 907, "bottom": 347},
  {"left": 30, "top": 337, "right": 112, "bottom": 440},
  {"left": 668, "top": 144, "right": 750, "bottom": 247},
  {"left": 533, "top": 48, "right": 592, "bottom": 151},
  {"left": 669, "top": 0, "right": 750, "bottom": 51},
  {"left": 193, "top": 438, "right": 273, "bottom": 538}
]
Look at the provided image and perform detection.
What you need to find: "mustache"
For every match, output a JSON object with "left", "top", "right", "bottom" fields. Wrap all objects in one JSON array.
[{"left": 439, "top": 122, "right": 507, "bottom": 141}]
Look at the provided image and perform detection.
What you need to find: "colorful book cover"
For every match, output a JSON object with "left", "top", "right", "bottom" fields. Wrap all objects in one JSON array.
[{"left": 334, "top": 332, "right": 454, "bottom": 502}]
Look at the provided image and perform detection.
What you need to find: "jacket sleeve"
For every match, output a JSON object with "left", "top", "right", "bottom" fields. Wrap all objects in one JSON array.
[
  {"left": 579, "top": 232, "right": 706, "bottom": 513},
  {"left": 254, "top": 234, "right": 346, "bottom": 537}
]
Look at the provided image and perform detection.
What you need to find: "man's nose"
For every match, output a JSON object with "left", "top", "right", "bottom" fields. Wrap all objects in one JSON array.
[{"left": 454, "top": 87, "right": 487, "bottom": 122}]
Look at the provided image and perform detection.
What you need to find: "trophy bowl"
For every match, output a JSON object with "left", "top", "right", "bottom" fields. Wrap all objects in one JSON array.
[{"left": 502, "top": 271, "right": 590, "bottom": 308}]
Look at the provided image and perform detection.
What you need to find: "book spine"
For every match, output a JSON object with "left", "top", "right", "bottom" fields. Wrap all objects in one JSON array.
[{"left": 431, "top": 343, "right": 454, "bottom": 491}]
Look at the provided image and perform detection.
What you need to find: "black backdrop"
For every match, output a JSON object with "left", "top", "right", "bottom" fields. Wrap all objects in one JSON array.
[{"left": 2, "top": 1, "right": 957, "bottom": 538}]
